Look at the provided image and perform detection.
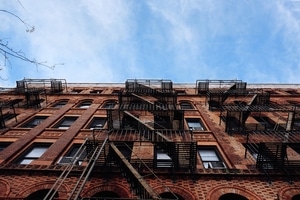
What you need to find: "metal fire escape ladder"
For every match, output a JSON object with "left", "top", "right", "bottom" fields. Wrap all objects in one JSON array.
[
  {"left": 110, "top": 142, "right": 162, "bottom": 200},
  {"left": 43, "top": 138, "right": 89, "bottom": 200},
  {"left": 68, "top": 137, "right": 109, "bottom": 200}
]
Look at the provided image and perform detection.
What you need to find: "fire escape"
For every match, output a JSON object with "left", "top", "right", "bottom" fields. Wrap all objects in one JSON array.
[
  {"left": 45, "top": 79, "right": 196, "bottom": 200},
  {"left": 0, "top": 79, "right": 67, "bottom": 129},
  {"left": 199, "top": 79, "right": 300, "bottom": 182},
  {"left": 105, "top": 79, "right": 197, "bottom": 199}
]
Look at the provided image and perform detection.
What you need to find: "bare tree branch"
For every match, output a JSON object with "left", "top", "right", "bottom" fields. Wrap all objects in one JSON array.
[{"left": 0, "top": 8, "right": 63, "bottom": 74}]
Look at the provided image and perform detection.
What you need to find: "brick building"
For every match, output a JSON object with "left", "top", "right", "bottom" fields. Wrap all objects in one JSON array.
[{"left": 0, "top": 78, "right": 299, "bottom": 199}]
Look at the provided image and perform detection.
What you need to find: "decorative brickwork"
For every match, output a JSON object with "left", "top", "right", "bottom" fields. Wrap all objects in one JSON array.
[
  {"left": 279, "top": 186, "right": 300, "bottom": 200},
  {"left": 16, "top": 181, "right": 69, "bottom": 199},
  {"left": 0, "top": 178, "right": 10, "bottom": 197},
  {"left": 206, "top": 185, "right": 262, "bottom": 200},
  {"left": 153, "top": 185, "right": 197, "bottom": 200},
  {"left": 81, "top": 183, "right": 132, "bottom": 198}
]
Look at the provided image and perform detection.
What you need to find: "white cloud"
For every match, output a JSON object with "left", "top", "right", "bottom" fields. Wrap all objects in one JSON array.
[{"left": 2, "top": 0, "right": 300, "bottom": 86}]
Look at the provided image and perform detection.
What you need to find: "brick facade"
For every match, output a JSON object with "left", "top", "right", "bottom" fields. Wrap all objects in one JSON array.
[{"left": 0, "top": 79, "right": 299, "bottom": 199}]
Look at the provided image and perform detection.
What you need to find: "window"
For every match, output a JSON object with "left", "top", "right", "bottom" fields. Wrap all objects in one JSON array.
[
  {"left": 180, "top": 102, "right": 193, "bottom": 109},
  {"left": 111, "top": 90, "right": 120, "bottom": 94},
  {"left": 102, "top": 101, "right": 116, "bottom": 109},
  {"left": 77, "top": 100, "right": 92, "bottom": 109},
  {"left": 0, "top": 142, "right": 11, "bottom": 151},
  {"left": 156, "top": 147, "right": 172, "bottom": 168},
  {"left": 253, "top": 116, "right": 275, "bottom": 130},
  {"left": 54, "top": 116, "right": 78, "bottom": 129},
  {"left": 17, "top": 144, "right": 51, "bottom": 165},
  {"left": 87, "top": 117, "right": 107, "bottom": 129},
  {"left": 186, "top": 118, "right": 206, "bottom": 131},
  {"left": 198, "top": 147, "right": 226, "bottom": 169},
  {"left": 59, "top": 144, "right": 86, "bottom": 165},
  {"left": 21, "top": 116, "right": 48, "bottom": 128},
  {"left": 90, "top": 89, "right": 103, "bottom": 94},
  {"left": 52, "top": 100, "right": 68, "bottom": 108},
  {"left": 71, "top": 89, "right": 83, "bottom": 94}
]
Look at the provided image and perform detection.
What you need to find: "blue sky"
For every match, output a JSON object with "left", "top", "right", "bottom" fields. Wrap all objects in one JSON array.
[{"left": 1, "top": 0, "right": 300, "bottom": 87}]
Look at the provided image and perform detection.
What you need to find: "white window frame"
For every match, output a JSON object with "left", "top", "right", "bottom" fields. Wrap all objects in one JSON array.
[
  {"left": 198, "top": 148, "right": 226, "bottom": 169},
  {"left": 186, "top": 118, "right": 205, "bottom": 131},
  {"left": 19, "top": 144, "right": 50, "bottom": 165}
]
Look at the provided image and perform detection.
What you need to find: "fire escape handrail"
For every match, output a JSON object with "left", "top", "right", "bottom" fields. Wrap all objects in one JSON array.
[
  {"left": 110, "top": 142, "right": 163, "bottom": 200},
  {"left": 68, "top": 136, "right": 109, "bottom": 200},
  {"left": 43, "top": 138, "right": 89, "bottom": 200}
]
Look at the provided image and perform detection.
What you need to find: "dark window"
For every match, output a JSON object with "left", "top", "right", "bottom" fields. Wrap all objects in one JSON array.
[
  {"left": 17, "top": 144, "right": 51, "bottom": 165},
  {"left": 25, "top": 189, "right": 58, "bottom": 200},
  {"left": 72, "top": 89, "right": 82, "bottom": 94},
  {"left": 198, "top": 147, "right": 226, "bottom": 169},
  {"left": 219, "top": 193, "right": 248, "bottom": 200},
  {"left": 176, "top": 90, "right": 186, "bottom": 95},
  {"left": 59, "top": 144, "right": 86, "bottom": 165},
  {"left": 52, "top": 100, "right": 68, "bottom": 108},
  {"left": 90, "top": 89, "right": 103, "bottom": 94},
  {"left": 0, "top": 142, "right": 11, "bottom": 151},
  {"left": 186, "top": 118, "right": 206, "bottom": 131},
  {"left": 160, "top": 192, "right": 184, "bottom": 200},
  {"left": 253, "top": 116, "right": 275, "bottom": 130},
  {"left": 292, "top": 194, "right": 300, "bottom": 200},
  {"left": 21, "top": 116, "right": 48, "bottom": 128},
  {"left": 87, "top": 117, "right": 107, "bottom": 129},
  {"left": 102, "top": 101, "right": 116, "bottom": 109},
  {"left": 111, "top": 90, "right": 120, "bottom": 94},
  {"left": 92, "top": 191, "right": 120, "bottom": 198},
  {"left": 180, "top": 102, "right": 193, "bottom": 109},
  {"left": 54, "top": 116, "right": 78, "bottom": 129},
  {"left": 77, "top": 100, "right": 92, "bottom": 108}
]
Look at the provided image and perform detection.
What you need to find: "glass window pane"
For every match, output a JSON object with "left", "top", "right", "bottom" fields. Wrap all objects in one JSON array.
[
  {"left": 26, "top": 147, "right": 48, "bottom": 157},
  {"left": 187, "top": 119, "right": 205, "bottom": 131},
  {"left": 199, "top": 149, "right": 219, "bottom": 161},
  {"left": 78, "top": 101, "right": 92, "bottom": 108},
  {"left": 55, "top": 117, "right": 78, "bottom": 129},
  {"left": 88, "top": 117, "right": 106, "bottom": 129},
  {"left": 20, "top": 159, "right": 34, "bottom": 165},
  {"left": 157, "top": 152, "right": 171, "bottom": 160},
  {"left": 180, "top": 102, "right": 193, "bottom": 109},
  {"left": 23, "top": 116, "right": 48, "bottom": 128}
]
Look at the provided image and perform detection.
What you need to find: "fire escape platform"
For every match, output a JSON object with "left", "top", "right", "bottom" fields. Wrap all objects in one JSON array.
[{"left": 108, "top": 129, "right": 193, "bottom": 142}]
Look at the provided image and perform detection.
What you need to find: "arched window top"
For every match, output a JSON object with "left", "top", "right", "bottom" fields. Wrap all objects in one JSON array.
[
  {"left": 179, "top": 101, "right": 194, "bottom": 110},
  {"left": 52, "top": 99, "right": 69, "bottom": 108},
  {"left": 25, "top": 189, "right": 58, "bottom": 200},
  {"left": 102, "top": 100, "right": 117, "bottom": 109},
  {"left": 219, "top": 193, "right": 248, "bottom": 200},
  {"left": 77, "top": 100, "right": 93, "bottom": 108}
]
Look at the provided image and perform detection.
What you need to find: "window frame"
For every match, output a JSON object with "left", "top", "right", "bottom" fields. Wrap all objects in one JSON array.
[
  {"left": 186, "top": 118, "right": 206, "bottom": 131},
  {"left": 20, "top": 115, "right": 48, "bottom": 128},
  {"left": 58, "top": 143, "right": 86, "bottom": 165},
  {"left": 17, "top": 143, "right": 51, "bottom": 165},
  {"left": 180, "top": 102, "right": 194, "bottom": 110},
  {"left": 87, "top": 117, "right": 107, "bottom": 129},
  {"left": 77, "top": 100, "right": 93, "bottom": 109},
  {"left": 155, "top": 146, "right": 172, "bottom": 168},
  {"left": 102, "top": 101, "right": 117, "bottom": 109},
  {"left": 52, "top": 100, "right": 68, "bottom": 108},
  {"left": 0, "top": 142, "right": 12, "bottom": 152},
  {"left": 53, "top": 116, "right": 78, "bottom": 129},
  {"left": 198, "top": 147, "right": 226, "bottom": 169}
]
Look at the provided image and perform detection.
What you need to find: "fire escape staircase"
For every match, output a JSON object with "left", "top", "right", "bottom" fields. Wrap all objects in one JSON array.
[
  {"left": 109, "top": 142, "right": 164, "bottom": 200},
  {"left": 43, "top": 137, "right": 109, "bottom": 200}
]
